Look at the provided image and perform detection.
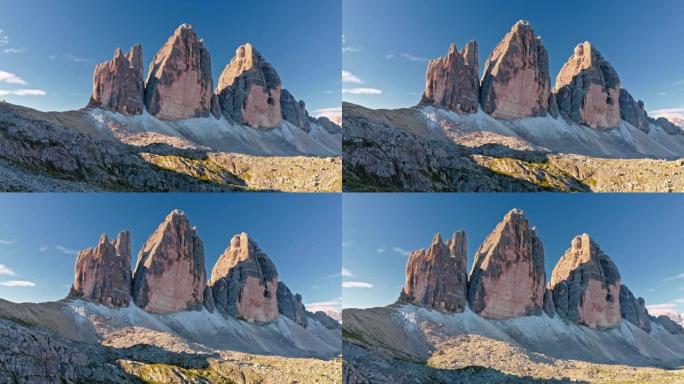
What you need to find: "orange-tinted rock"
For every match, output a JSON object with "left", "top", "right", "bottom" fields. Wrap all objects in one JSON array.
[
  {"left": 216, "top": 44, "right": 282, "bottom": 128},
  {"left": 468, "top": 209, "right": 546, "bottom": 319},
  {"left": 420, "top": 41, "right": 480, "bottom": 114},
  {"left": 88, "top": 45, "right": 144, "bottom": 115},
  {"left": 554, "top": 42, "right": 621, "bottom": 129},
  {"left": 209, "top": 233, "right": 279, "bottom": 323},
  {"left": 480, "top": 21, "right": 551, "bottom": 119},
  {"left": 145, "top": 24, "right": 214, "bottom": 120},
  {"left": 550, "top": 234, "right": 621, "bottom": 329},
  {"left": 397, "top": 231, "right": 468, "bottom": 312},
  {"left": 69, "top": 231, "right": 132, "bottom": 307},
  {"left": 131, "top": 209, "right": 206, "bottom": 313}
]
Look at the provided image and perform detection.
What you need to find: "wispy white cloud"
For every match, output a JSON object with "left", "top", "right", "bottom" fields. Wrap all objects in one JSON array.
[
  {"left": 0, "top": 264, "right": 15, "bottom": 276},
  {"left": 665, "top": 272, "right": 684, "bottom": 281},
  {"left": 10, "top": 89, "right": 46, "bottom": 96},
  {"left": 305, "top": 298, "right": 342, "bottom": 321},
  {"left": 0, "top": 240, "right": 14, "bottom": 245},
  {"left": 342, "top": 70, "right": 363, "bottom": 84},
  {"left": 0, "top": 280, "right": 35, "bottom": 287},
  {"left": 3, "top": 47, "right": 26, "bottom": 54},
  {"left": 55, "top": 245, "right": 78, "bottom": 256},
  {"left": 39, "top": 246, "right": 49, "bottom": 252},
  {"left": 342, "top": 281, "right": 373, "bottom": 288},
  {"left": 342, "top": 87, "right": 383, "bottom": 95},
  {"left": 342, "top": 47, "right": 362, "bottom": 53},
  {"left": 0, "top": 70, "right": 26, "bottom": 85},
  {"left": 64, "top": 54, "right": 91, "bottom": 63},
  {"left": 0, "top": 30, "right": 8, "bottom": 46},
  {"left": 377, "top": 248, "right": 386, "bottom": 253},
  {"left": 342, "top": 241, "right": 354, "bottom": 247},
  {"left": 392, "top": 247, "right": 410, "bottom": 256},
  {"left": 647, "top": 303, "right": 678, "bottom": 314},
  {"left": 400, "top": 52, "right": 428, "bottom": 63},
  {"left": 311, "top": 107, "right": 341, "bottom": 123},
  {"left": 341, "top": 268, "right": 353, "bottom": 277},
  {"left": 385, "top": 53, "right": 394, "bottom": 59}
]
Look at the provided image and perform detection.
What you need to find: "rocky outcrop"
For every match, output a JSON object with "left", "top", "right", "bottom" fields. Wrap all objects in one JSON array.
[
  {"left": 619, "top": 89, "right": 650, "bottom": 133},
  {"left": 480, "top": 21, "right": 551, "bottom": 119},
  {"left": 276, "top": 282, "right": 308, "bottom": 327},
  {"left": 468, "top": 209, "right": 546, "bottom": 319},
  {"left": 550, "top": 234, "right": 621, "bottom": 329},
  {"left": 281, "top": 89, "right": 311, "bottom": 132},
  {"left": 619, "top": 284, "right": 651, "bottom": 332},
  {"left": 209, "top": 233, "right": 279, "bottom": 323},
  {"left": 69, "top": 231, "right": 132, "bottom": 307},
  {"left": 217, "top": 44, "right": 282, "bottom": 129},
  {"left": 543, "top": 288, "right": 556, "bottom": 317},
  {"left": 203, "top": 285, "right": 215, "bottom": 313},
  {"left": 132, "top": 210, "right": 206, "bottom": 313},
  {"left": 420, "top": 41, "right": 480, "bottom": 114},
  {"left": 397, "top": 231, "right": 468, "bottom": 312},
  {"left": 88, "top": 45, "right": 145, "bottom": 115},
  {"left": 145, "top": 24, "right": 214, "bottom": 120},
  {"left": 652, "top": 315, "right": 684, "bottom": 334},
  {"left": 554, "top": 42, "right": 621, "bottom": 129}
]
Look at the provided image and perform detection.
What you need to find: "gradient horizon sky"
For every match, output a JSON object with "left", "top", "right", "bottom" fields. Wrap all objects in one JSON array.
[
  {"left": 0, "top": 0, "right": 340, "bottom": 117},
  {"left": 342, "top": 194, "right": 684, "bottom": 317},
  {"left": 0, "top": 194, "right": 341, "bottom": 314},
  {"left": 342, "top": 0, "right": 684, "bottom": 119}
]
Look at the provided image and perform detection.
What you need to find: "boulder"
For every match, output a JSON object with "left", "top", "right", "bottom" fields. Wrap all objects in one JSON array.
[
  {"left": 619, "top": 284, "right": 651, "bottom": 332},
  {"left": 619, "top": 89, "right": 650, "bottom": 133},
  {"left": 280, "top": 89, "right": 311, "bottom": 132},
  {"left": 420, "top": 41, "right": 480, "bottom": 114},
  {"left": 217, "top": 43, "right": 282, "bottom": 128},
  {"left": 468, "top": 209, "right": 546, "bottom": 319},
  {"left": 276, "top": 282, "right": 308, "bottom": 327},
  {"left": 480, "top": 21, "right": 551, "bottom": 119},
  {"left": 397, "top": 231, "right": 468, "bottom": 312},
  {"left": 145, "top": 24, "right": 214, "bottom": 120},
  {"left": 209, "top": 233, "right": 279, "bottom": 323},
  {"left": 87, "top": 45, "right": 145, "bottom": 115},
  {"left": 69, "top": 231, "right": 132, "bottom": 307},
  {"left": 550, "top": 234, "right": 621, "bottom": 329},
  {"left": 131, "top": 209, "right": 206, "bottom": 313},
  {"left": 554, "top": 42, "right": 621, "bottom": 129}
]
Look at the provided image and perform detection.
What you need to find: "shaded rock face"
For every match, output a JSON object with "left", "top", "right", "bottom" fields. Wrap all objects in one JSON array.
[
  {"left": 281, "top": 89, "right": 311, "bottom": 132},
  {"left": 652, "top": 315, "right": 684, "bottom": 334},
  {"left": 217, "top": 44, "right": 282, "bottom": 129},
  {"left": 468, "top": 209, "right": 545, "bottom": 319},
  {"left": 145, "top": 24, "right": 214, "bottom": 120},
  {"left": 554, "top": 42, "right": 621, "bottom": 129},
  {"left": 132, "top": 210, "right": 206, "bottom": 313},
  {"left": 550, "top": 234, "right": 621, "bottom": 329},
  {"left": 480, "top": 21, "right": 551, "bottom": 119},
  {"left": 69, "top": 231, "right": 132, "bottom": 307},
  {"left": 88, "top": 45, "right": 145, "bottom": 115},
  {"left": 308, "top": 311, "right": 340, "bottom": 330},
  {"left": 655, "top": 117, "right": 684, "bottom": 135},
  {"left": 276, "top": 282, "right": 308, "bottom": 327},
  {"left": 543, "top": 288, "right": 556, "bottom": 317},
  {"left": 203, "top": 285, "right": 215, "bottom": 313},
  {"left": 619, "top": 284, "right": 651, "bottom": 332},
  {"left": 397, "top": 231, "right": 468, "bottom": 313},
  {"left": 209, "top": 233, "right": 279, "bottom": 323},
  {"left": 420, "top": 41, "right": 480, "bottom": 114},
  {"left": 619, "top": 89, "right": 650, "bottom": 133}
]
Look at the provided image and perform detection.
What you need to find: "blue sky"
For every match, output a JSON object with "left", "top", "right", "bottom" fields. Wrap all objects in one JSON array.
[
  {"left": 0, "top": 194, "right": 341, "bottom": 314},
  {"left": 0, "top": 0, "right": 340, "bottom": 117},
  {"left": 342, "top": 194, "right": 684, "bottom": 317},
  {"left": 342, "top": 0, "right": 684, "bottom": 120}
]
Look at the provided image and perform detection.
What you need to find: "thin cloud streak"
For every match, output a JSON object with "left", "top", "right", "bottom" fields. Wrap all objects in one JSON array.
[
  {"left": 0, "top": 280, "right": 35, "bottom": 287},
  {"left": 343, "top": 88, "right": 382, "bottom": 95},
  {"left": 342, "top": 281, "right": 373, "bottom": 288}
]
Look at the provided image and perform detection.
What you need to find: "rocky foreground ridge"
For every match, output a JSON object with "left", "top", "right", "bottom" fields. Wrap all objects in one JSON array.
[
  {"left": 343, "top": 209, "right": 684, "bottom": 383},
  {"left": 344, "top": 20, "right": 684, "bottom": 192},
  {"left": 0, "top": 210, "right": 340, "bottom": 383}
]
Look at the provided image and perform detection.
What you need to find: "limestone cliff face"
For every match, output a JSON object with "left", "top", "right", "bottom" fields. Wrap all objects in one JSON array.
[
  {"left": 480, "top": 21, "right": 551, "bottom": 119},
  {"left": 217, "top": 44, "right": 282, "bottom": 129},
  {"left": 69, "top": 231, "right": 132, "bottom": 307},
  {"left": 397, "top": 231, "right": 468, "bottom": 312},
  {"left": 131, "top": 209, "right": 206, "bottom": 313},
  {"left": 88, "top": 45, "right": 145, "bottom": 115},
  {"left": 277, "top": 282, "right": 308, "bottom": 327},
  {"left": 554, "top": 42, "right": 621, "bottom": 129},
  {"left": 550, "top": 234, "right": 621, "bottom": 329},
  {"left": 209, "top": 233, "right": 279, "bottom": 323},
  {"left": 468, "top": 209, "right": 546, "bottom": 319},
  {"left": 144, "top": 24, "right": 214, "bottom": 120},
  {"left": 620, "top": 284, "right": 651, "bottom": 332}
]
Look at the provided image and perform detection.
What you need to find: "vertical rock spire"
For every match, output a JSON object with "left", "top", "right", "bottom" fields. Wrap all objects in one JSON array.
[{"left": 88, "top": 45, "right": 145, "bottom": 115}]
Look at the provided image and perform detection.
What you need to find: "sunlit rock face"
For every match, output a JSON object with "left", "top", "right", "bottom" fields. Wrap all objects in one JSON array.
[
  {"left": 468, "top": 209, "right": 546, "bottom": 319},
  {"left": 397, "top": 231, "right": 468, "bottom": 313},
  {"left": 131, "top": 209, "right": 206, "bottom": 314},
  {"left": 209, "top": 232, "right": 279, "bottom": 323},
  {"left": 420, "top": 41, "right": 480, "bottom": 114},
  {"left": 88, "top": 45, "right": 145, "bottom": 115},
  {"left": 554, "top": 42, "right": 621, "bottom": 129},
  {"left": 550, "top": 234, "right": 622, "bottom": 329},
  {"left": 144, "top": 24, "right": 215, "bottom": 120},
  {"left": 217, "top": 44, "right": 282, "bottom": 129},
  {"left": 69, "top": 231, "right": 132, "bottom": 307},
  {"left": 480, "top": 21, "right": 551, "bottom": 119}
]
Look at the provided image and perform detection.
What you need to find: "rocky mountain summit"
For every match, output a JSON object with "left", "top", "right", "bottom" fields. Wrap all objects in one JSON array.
[
  {"left": 344, "top": 208, "right": 684, "bottom": 383},
  {"left": 344, "top": 20, "right": 684, "bottom": 192}
]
